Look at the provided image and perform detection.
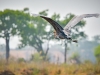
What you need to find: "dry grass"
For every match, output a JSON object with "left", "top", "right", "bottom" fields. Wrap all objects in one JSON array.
[{"left": 0, "top": 59, "right": 100, "bottom": 75}]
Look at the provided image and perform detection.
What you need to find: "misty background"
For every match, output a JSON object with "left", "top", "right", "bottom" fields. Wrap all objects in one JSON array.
[{"left": 0, "top": 0, "right": 100, "bottom": 64}]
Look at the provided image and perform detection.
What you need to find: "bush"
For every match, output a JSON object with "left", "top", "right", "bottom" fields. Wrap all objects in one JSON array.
[{"left": 94, "top": 45, "right": 100, "bottom": 62}]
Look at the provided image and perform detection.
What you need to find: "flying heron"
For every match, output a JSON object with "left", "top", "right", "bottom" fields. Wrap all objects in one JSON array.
[{"left": 33, "top": 14, "right": 100, "bottom": 43}]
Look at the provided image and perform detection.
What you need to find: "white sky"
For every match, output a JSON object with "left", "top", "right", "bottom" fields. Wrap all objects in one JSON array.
[{"left": 0, "top": 0, "right": 100, "bottom": 48}]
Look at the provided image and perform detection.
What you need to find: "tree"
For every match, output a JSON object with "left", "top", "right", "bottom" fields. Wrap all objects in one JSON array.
[
  {"left": 0, "top": 9, "right": 30, "bottom": 63},
  {"left": 94, "top": 45, "right": 100, "bottom": 62},
  {"left": 19, "top": 10, "right": 49, "bottom": 56}
]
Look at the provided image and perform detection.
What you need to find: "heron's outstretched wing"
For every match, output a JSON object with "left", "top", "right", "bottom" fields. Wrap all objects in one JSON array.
[
  {"left": 40, "top": 16, "right": 63, "bottom": 33},
  {"left": 64, "top": 14, "right": 100, "bottom": 34}
]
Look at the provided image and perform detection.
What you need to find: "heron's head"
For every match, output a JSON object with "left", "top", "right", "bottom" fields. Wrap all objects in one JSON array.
[{"left": 53, "top": 30, "right": 57, "bottom": 36}]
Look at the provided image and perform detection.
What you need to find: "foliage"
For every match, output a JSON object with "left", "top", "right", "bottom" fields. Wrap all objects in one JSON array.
[
  {"left": 71, "top": 52, "right": 80, "bottom": 59},
  {"left": 18, "top": 58, "right": 26, "bottom": 62},
  {"left": 0, "top": 9, "right": 30, "bottom": 37},
  {"left": 69, "top": 52, "right": 81, "bottom": 64},
  {"left": 19, "top": 9, "right": 49, "bottom": 55},
  {"left": 94, "top": 45, "right": 100, "bottom": 62},
  {"left": 30, "top": 52, "right": 44, "bottom": 62}
]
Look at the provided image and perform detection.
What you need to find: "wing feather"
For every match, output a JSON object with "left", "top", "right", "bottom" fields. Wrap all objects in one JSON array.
[
  {"left": 40, "top": 16, "right": 63, "bottom": 33},
  {"left": 64, "top": 14, "right": 100, "bottom": 34}
]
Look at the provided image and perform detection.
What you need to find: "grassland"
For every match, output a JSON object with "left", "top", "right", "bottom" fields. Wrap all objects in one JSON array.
[{"left": 0, "top": 59, "right": 100, "bottom": 75}]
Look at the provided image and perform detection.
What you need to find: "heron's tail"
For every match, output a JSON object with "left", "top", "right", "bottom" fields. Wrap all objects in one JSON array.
[{"left": 72, "top": 39, "right": 78, "bottom": 43}]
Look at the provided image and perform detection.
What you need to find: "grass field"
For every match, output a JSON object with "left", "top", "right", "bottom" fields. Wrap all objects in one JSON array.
[{"left": 0, "top": 59, "right": 100, "bottom": 75}]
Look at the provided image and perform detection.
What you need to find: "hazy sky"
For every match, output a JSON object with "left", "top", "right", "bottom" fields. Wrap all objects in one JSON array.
[{"left": 0, "top": 0, "right": 100, "bottom": 48}]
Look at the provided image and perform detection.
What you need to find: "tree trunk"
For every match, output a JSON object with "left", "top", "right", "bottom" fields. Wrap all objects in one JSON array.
[
  {"left": 44, "top": 44, "right": 49, "bottom": 60},
  {"left": 64, "top": 40, "right": 67, "bottom": 63},
  {"left": 5, "top": 36, "right": 10, "bottom": 64},
  {"left": 34, "top": 45, "right": 45, "bottom": 56},
  {"left": 44, "top": 35, "right": 50, "bottom": 61}
]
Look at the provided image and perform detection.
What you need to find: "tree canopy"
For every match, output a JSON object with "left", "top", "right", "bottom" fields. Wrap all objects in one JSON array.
[
  {"left": 0, "top": 9, "right": 30, "bottom": 63},
  {"left": 19, "top": 10, "right": 49, "bottom": 55}
]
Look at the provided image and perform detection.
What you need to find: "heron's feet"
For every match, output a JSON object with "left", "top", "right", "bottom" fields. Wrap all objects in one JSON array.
[{"left": 72, "top": 39, "right": 78, "bottom": 43}]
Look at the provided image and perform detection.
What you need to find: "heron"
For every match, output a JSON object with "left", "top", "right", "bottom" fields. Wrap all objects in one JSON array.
[{"left": 33, "top": 14, "right": 100, "bottom": 43}]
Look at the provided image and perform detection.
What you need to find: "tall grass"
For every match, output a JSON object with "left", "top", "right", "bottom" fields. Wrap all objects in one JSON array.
[{"left": 0, "top": 58, "right": 100, "bottom": 75}]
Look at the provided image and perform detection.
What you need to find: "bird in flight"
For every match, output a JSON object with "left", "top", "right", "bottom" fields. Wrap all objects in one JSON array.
[{"left": 32, "top": 14, "right": 100, "bottom": 43}]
